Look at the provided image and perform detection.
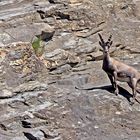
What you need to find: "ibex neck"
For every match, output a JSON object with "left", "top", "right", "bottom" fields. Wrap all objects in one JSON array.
[
  {"left": 103, "top": 52, "right": 110, "bottom": 61},
  {"left": 102, "top": 52, "right": 113, "bottom": 71}
]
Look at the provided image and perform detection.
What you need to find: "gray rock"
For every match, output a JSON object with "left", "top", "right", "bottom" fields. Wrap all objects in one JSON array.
[
  {"left": 0, "top": 0, "right": 140, "bottom": 140},
  {"left": 56, "top": 75, "right": 89, "bottom": 87},
  {"left": 45, "top": 49, "right": 64, "bottom": 59},
  {"left": 21, "top": 118, "right": 47, "bottom": 128},
  {"left": 62, "top": 36, "right": 78, "bottom": 50},
  {"left": 3, "top": 23, "right": 54, "bottom": 44},
  {"left": 23, "top": 130, "right": 44, "bottom": 140},
  {"left": 0, "top": 32, "right": 13, "bottom": 45},
  {"left": 49, "top": 64, "right": 72, "bottom": 75},
  {"left": 75, "top": 38, "right": 96, "bottom": 54},
  {"left": 13, "top": 81, "right": 48, "bottom": 93},
  {"left": 0, "top": 89, "right": 13, "bottom": 99},
  {"left": 11, "top": 137, "right": 27, "bottom": 140},
  {"left": 40, "top": 129, "right": 60, "bottom": 139},
  {"left": 45, "top": 48, "right": 80, "bottom": 69}
]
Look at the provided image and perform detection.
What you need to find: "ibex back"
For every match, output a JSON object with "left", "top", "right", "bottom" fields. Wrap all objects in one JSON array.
[{"left": 98, "top": 33, "right": 140, "bottom": 105}]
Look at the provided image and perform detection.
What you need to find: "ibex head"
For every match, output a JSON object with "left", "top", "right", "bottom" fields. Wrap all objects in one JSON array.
[{"left": 98, "top": 33, "right": 113, "bottom": 53}]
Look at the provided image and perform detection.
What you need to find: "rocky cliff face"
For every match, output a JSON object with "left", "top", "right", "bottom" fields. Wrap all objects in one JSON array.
[{"left": 0, "top": 0, "right": 140, "bottom": 140}]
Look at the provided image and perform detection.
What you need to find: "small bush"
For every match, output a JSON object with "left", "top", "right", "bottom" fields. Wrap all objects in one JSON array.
[{"left": 31, "top": 37, "right": 44, "bottom": 57}]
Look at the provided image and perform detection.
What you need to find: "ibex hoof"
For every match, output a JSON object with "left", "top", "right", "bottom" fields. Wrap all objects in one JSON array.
[
  {"left": 114, "top": 90, "right": 119, "bottom": 96},
  {"left": 129, "top": 101, "right": 134, "bottom": 106},
  {"left": 130, "top": 98, "right": 135, "bottom": 105}
]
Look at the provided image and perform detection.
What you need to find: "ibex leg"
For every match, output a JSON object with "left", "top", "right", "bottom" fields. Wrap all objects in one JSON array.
[
  {"left": 113, "top": 71, "right": 119, "bottom": 96},
  {"left": 130, "top": 79, "right": 137, "bottom": 105},
  {"left": 107, "top": 74, "right": 115, "bottom": 89}
]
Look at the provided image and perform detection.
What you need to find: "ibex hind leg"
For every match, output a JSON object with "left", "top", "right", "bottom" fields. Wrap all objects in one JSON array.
[
  {"left": 128, "top": 79, "right": 137, "bottom": 105},
  {"left": 136, "top": 79, "right": 140, "bottom": 94}
]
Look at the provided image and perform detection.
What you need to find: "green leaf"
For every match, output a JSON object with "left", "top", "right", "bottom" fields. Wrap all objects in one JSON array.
[{"left": 32, "top": 37, "right": 41, "bottom": 50}]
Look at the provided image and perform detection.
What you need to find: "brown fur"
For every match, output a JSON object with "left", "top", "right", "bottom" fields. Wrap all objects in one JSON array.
[{"left": 98, "top": 33, "right": 140, "bottom": 105}]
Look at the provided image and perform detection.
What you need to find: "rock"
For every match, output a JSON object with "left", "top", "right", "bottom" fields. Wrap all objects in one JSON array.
[
  {"left": 69, "top": 0, "right": 83, "bottom": 4},
  {"left": 62, "top": 36, "right": 78, "bottom": 50},
  {"left": 0, "top": 0, "right": 140, "bottom": 140},
  {"left": 23, "top": 131, "right": 44, "bottom": 140},
  {"left": 45, "top": 49, "right": 64, "bottom": 59},
  {"left": 0, "top": 81, "right": 48, "bottom": 98},
  {"left": 48, "top": 0, "right": 66, "bottom": 4},
  {"left": 89, "top": 50, "right": 103, "bottom": 61},
  {"left": 49, "top": 64, "right": 72, "bottom": 75},
  {"left": 1, "top": 42, "right": 45, "bottom": 87},
  {"left": 21, "top": 118, "right": 47, "bottom": 128},
  {"left": 40, "top": 129, "right": 60, "bottom": 139},
  {"left": 56, "top": 75, "right": 89, "bottom": 87},
  {"left": 2, "top": 23, "right": 54, "bottom": 44},
  {"left": 125, "top": 47, "right": 140, "bottom": 54},
  {"left": 134, "top": 1, "right": 140, "bottom": 19},
  {"left": 36, "top": 30, "right": 55, "bottom": 42},
  {"left": 13, "top": 81, "right": 48, "bottom": 93},
  {"left": 75, "top": 38, "right": 96, "bottom": 54},
  {"left": 0, "top": 32, "right": 13, "bottom": 45},
  {"left": 44, "top": 48, "right": 80, "bottom": 69},
  {"left": 0, "top": 89, "right": 13, "bottom": 99},
  {"left": 11, "top": 136, "right": 27, "bottom": 140},
  {"left": 75, "top": 23, "right": 106, "bottom": 38}
]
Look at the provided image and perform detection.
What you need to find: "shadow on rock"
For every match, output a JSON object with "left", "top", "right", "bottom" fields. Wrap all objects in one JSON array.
[{"left": 76, "top": 85, "right": 134, "bottom": 103}]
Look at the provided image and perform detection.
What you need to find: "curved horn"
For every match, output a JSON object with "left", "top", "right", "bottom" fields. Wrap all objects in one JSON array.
[
  {"left": 107, "top": 34, "right": 112, "bottom": 42},
  {"left": 98, "top": 33, "right": 104, "bottom": 43}
]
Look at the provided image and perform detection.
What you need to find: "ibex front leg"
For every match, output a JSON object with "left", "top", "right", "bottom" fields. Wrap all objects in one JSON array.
[
  {"left": 107, "top": 74, "right": 116, "bottom": 90},
  {"left": 113, "top": 71, "right": 119, "bottom": 96}
]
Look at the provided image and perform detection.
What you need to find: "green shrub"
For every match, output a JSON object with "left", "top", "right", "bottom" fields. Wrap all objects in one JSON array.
[{"left": 32, "top": 37, "right": 44, "bottom": 57}]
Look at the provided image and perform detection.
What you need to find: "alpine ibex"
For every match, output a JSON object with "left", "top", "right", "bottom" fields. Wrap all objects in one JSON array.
[{"left": 98, "top": 33, "right": 140, "bottom": 104}]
